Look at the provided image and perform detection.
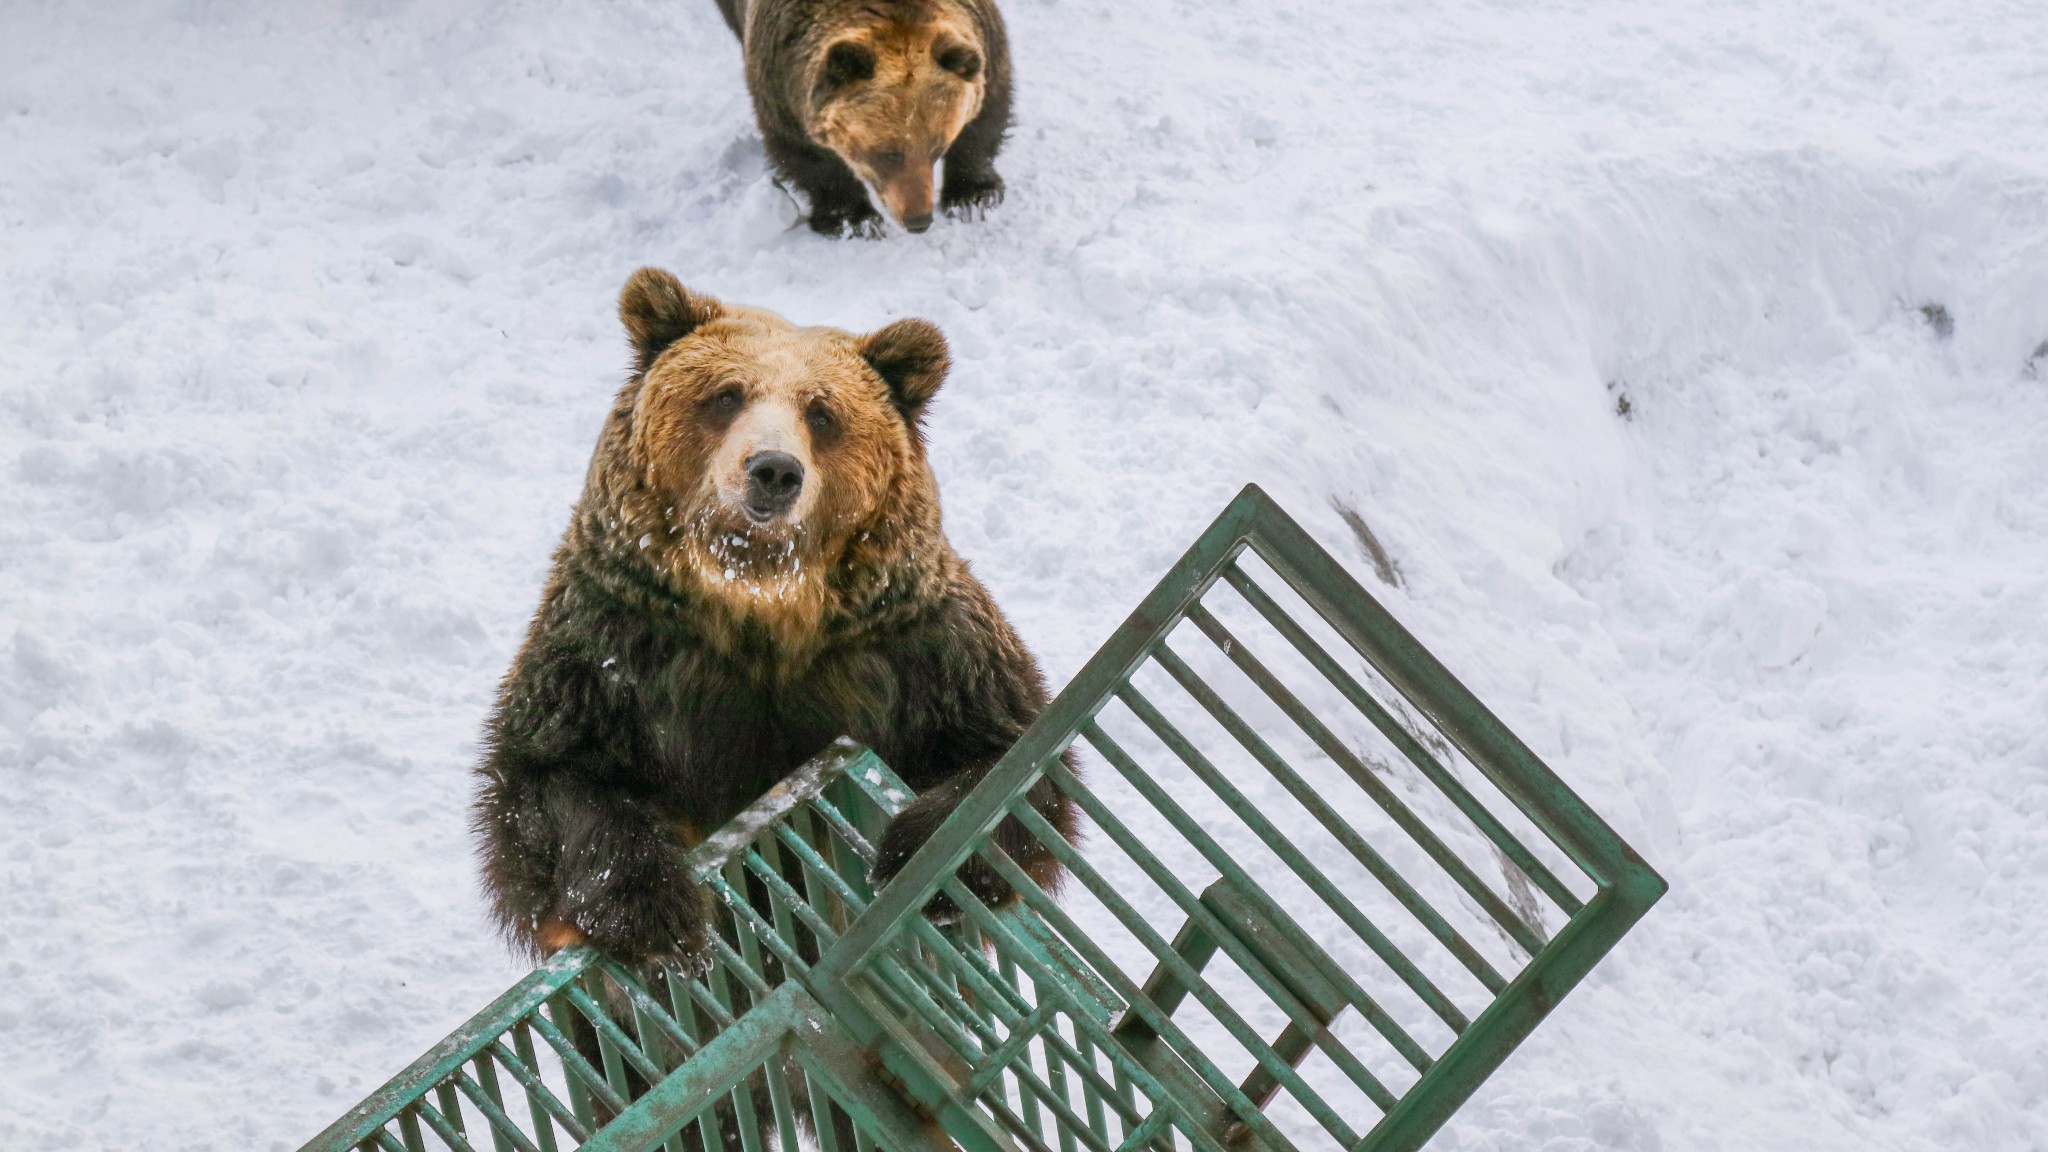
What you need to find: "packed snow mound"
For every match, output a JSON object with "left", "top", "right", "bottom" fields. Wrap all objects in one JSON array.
[{"left": 3, "top": 1, "right": 2046, "bottom": 1149}]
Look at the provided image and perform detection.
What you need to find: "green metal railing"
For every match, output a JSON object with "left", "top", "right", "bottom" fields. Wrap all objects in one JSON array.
[
  {"left": 302, "top": 739, "right": 920, "bottom": 1152},
  {"left": 303, "top": 484, "right": 1665, "bottom": 1152}
]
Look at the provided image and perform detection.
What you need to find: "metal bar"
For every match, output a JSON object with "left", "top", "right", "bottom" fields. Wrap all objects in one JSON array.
[
  {"left": 774, "top": 818, "right": 868, "bottom": 917},
  {"left": 468, "top": 1054, "right": 519, "bottom": 1152},
  {"left": 508, "top": 1025, "right": 567, "bottom": 1152},
  {"left": 299, "top": 947, "right": 597, "bottom": 1152},
  {"left": 563, "top": 982, "right": 666, "bottom": 1086},
  {"left": 544, "top": 995, "right": 597, "bottom": 1131},
  {"left": 1019, "top": 769, "right": 1396, "bottom": 1121},
  {"left": 575, "top": 985, "right": 806, "bottom": 1152},
  {"left": 450, "top": 1068, "right": 543, "bottom": 1152},
  {"left": 1232, "top": 488, "right": 1664, "bottom": 903},
  {"left": 908, "top": 917, "right": 1146, "bottom": 1132},
  {"left": 942, "top": 901, "right": 1238, "bottom": 1152},
  {"left": 417, "top": 1091, "right": 479, "bottom": 1152},
  {"left": 807, "top": 1062, "right": 845, "bottom": 1152},
  {"left": 946, "top": 845, "right": 1297, "bottom": 1152},
  {"left": 877, "top": 947, "right": 1117, "bottom": 1152},
  {"left": 807, "top": 495, "right": 1273, "bottom": 991},
  {"left": 527, "top": 1005, "right": 630, "bottom": 1118},
  {"left": 786, "top": 990, "right": 1004, "bottom": 1152},
  {"left": 1218, "top": 563, "right": 1582, "bottom": 914},
  {"left": 1043, "top": 996, "right": 1080, "bottom": 1152},
  {"left": 491, "top": 1035, "right": 588, "bottom": 1145},
  {"left": 1114, "top": 1110, "right": 1172, "bottom": 1152},
  {"left": 397, "top": 1107, "right": 427, "bottom": 1152},
  {"left": 707, "top": 870, "right": 813, "bottom": 979},
  {"left": 1073, "top": 1027, "right": 1110, "bottom": 1144},
  {"left": 1117, "top": 676, "right": 1507, "bottom": 995},
  {"left": 1082, "top": 715, "right": 1466, "bottom": 1045},
  {"left": 758, "top": 838, "right": 810, "bottom": 979},
  {"left": 595, "top": 959, "right": 701, "bottom": 1061},
  {"left": 742, "top": 845, "right": 841, "bottom": 944},
  {"left": 969, "top": 1001, "right": 1060, "bottom": 1092},
  {"left": 1176, "top": 608, "right": 1546, "bottom": 954}
]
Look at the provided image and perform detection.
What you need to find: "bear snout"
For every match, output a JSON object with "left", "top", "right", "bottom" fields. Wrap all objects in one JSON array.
[{"left": 742, "top": 450, "right": 805, "bottom": 521}]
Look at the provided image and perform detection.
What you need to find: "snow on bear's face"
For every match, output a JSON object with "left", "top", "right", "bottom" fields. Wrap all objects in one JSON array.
[{"left": 614, "top": 268, "right": 948, "bottom": 625}]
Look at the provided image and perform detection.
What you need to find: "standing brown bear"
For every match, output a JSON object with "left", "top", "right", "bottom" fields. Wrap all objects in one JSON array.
[
  {"left": 473, "top": 268, "right": 1073, "bottom": 966},
  {"left": 714, "top": 0, "right": 1011, "bottom": 235}
]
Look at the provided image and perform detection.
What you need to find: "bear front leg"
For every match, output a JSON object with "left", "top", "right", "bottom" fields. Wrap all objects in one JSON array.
[
  {"left": 939, "top": 99, "right": 1008, "bottom": 220},
  {"left": 871, "top": 763, "right": 1074, "bottom": 920},
  {"left": 766, "top": 131, "right": 883, "bottom": 237},
  {"left": 938, "top": 158, "right": 1004, "bottom": 220},
  {"left": 548, "top": 786, "right": 712, "bottom": 967},
  {"left": 481, "top": 767, "right": 710, "bottom": 966}
]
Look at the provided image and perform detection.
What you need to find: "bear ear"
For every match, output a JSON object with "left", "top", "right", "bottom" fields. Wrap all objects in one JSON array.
[
  {"left": 860, "top": 318, "right": 949, "bottom": 421},
  {"left": 619, "top": 268, "right": 724, "bottom": 375}
]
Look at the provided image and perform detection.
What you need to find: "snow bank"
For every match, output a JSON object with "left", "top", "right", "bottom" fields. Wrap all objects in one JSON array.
[{"left": 2, "top": 0, "right": 2045, "bottom": 1148}]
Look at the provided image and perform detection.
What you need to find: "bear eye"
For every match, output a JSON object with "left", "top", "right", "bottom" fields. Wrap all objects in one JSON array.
[
  {"left": 936, "top": 46, "right": 981, "bottom": 79},
  {"left": 871, "top": 149, "right": 907, "bottom": 173},
  {"left": 706, "top": 387, "right": 744, "bottom": 420},
  {"left": 805, "top": 400, "right": 840, "bottom": 440},
  {"left": 824, "top": 41, "right": 875, "bottom": 87}
]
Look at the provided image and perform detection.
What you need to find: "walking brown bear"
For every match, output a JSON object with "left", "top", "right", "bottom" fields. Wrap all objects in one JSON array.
[
  {"left": 472, "top": 268, "right": 1075, "bottom": 969},
  {"left": 714, "top": 0, "right": 1012, "bottom": 235}
]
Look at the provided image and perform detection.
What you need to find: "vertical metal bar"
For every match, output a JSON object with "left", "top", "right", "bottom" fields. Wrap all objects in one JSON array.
[
  {"left": 429, "top": 1084, "right": 476, "bottom": 1151},
  {"left": 509, "top": 1024, "right": 564, "bottom": 1152},
  {"left": 493, "top": 1033, "right": 583, "bottom": 1148},
  {"left": 397, "top": 1108, "right": 428, "bottom": 1152},
  {"left": 1037, "top": 971, "right": 1078, "bottom": 1152},
  {"left": 543, "top": 995, "right": 596, "bottom": 1130},
  {"left": 808, "top": 1065, "right": 845, "bottom": 1152},
  {"left": 1075, "top": 1030, "right": 1109, "bottom": 1145},
  {"left": 469, "top": 1054, "right": 518, "bottom": 1152}
]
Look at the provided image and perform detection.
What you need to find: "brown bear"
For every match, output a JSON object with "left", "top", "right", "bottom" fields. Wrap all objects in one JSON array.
[
  {"left": 714, "top": 0, "right": 1011, "bottom": 235},
  {"left": 472, "top": 268, "right": 1074, "bottom": 967}
]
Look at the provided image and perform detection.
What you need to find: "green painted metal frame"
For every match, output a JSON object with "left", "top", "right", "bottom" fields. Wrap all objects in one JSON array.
[
  {"left": 779, "top": 482, "right": 1668, "bottom": 1152},
  {"left": 301, "top": 738, "right": 930, "bottom": 1152},
  {"left": 302, "top": 483, "right": 1665, "bottom": 1152}
]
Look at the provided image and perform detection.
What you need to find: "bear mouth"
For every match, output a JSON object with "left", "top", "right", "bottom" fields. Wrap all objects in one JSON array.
[{"left": 741, "top": 503, "right": 780, "bottom": 525}]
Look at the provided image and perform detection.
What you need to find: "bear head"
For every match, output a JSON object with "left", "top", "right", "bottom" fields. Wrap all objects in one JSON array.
[
  {"left": 804, "top": 3, "right": 988, "bottom": 232},
  {"left": 601, "top": 267, "right": 952, "bottom": 656}
]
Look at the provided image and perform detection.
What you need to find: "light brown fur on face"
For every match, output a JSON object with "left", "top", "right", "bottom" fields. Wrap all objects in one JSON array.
[
  {"left": 808, "top": 13, "right": 986, "bottom": 228},
  {"left": 600, "top": 271, "right": 951, "bottom": 664}
]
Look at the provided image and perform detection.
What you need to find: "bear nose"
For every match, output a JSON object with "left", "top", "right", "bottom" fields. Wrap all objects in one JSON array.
[
  {"left": 902, "top": 212, "right": 933, "bottom": 234},
  {"left": 743, "top": 451, "right": 804, "bottom": 517}
]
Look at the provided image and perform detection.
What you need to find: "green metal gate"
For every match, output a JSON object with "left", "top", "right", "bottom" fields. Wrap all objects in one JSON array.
[{"left": 303, "top": 484, "right": 1665, "bottom": 1152}]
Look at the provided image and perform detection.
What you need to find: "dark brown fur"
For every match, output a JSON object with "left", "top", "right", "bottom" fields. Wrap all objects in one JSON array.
[
  {"left": 716, "top": 0, "right": 1012, "bottom": 235},
  {"left": 472, "top": 268, "right": 1073, "bottom": 965}
]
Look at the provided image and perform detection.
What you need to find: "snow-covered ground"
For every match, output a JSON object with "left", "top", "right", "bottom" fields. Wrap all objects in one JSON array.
[{"left": 5, "top": 0, "right": 2047, "bottom": 1148}]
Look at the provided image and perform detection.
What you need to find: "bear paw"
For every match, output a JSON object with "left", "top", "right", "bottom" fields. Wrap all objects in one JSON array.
[
  {"left": 872, "top": 816, "right": 1018, "bottom": 924},
  {"left": 941, "top": 172, "right": 1005, "bottom": 221},
  {"left": 808, "top": 201, "right": 886, "bottom": 239}
]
